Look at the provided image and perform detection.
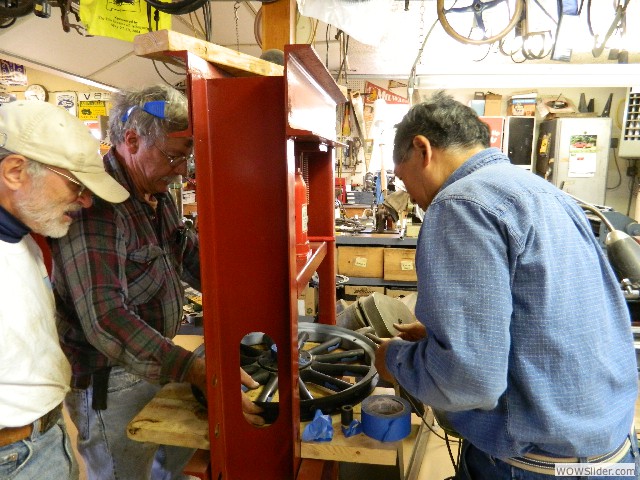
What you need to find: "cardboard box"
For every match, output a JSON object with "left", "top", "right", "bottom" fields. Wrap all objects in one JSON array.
[
  {"left": 343, "top": 285, "right": 385, "bottom": 303},
  {"left": 385, "top": 288, "right": 417, "bottom": 299},
  {"left": 298, "top": 285, "right": 317, "bottom": 316},
  {"left": 469, "top": 92, "right": 485, "bottom": 115},
  {"left": 508, "top": 97, "right": 537, "bottom": 116},
  {"left": 337, "top": 246, "right": 384, "bottom": 278},
  {"left": 484, "top": 93, "right": 502, "bottom": 116},
  {"left": 383, "top": 248, "right": 417, "bottom": 282}
]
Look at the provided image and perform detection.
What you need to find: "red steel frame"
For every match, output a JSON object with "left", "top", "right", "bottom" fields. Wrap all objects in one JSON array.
[{"left": 180, "top": 45, "right": 344, "bottom": 479}]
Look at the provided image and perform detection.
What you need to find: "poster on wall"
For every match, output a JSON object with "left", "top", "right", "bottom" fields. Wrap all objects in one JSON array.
[
  {"left": 480, "top": 116, "right": 505, "bottom": 149},
  {"left": 55, "top": 91, "right": 78, "bottom": 116},
  {"left": 0, "top": 59, "right": 27, "bottom": 86},
  {"left": 568, "top": 134, "right": 598, "bottom": 178},
  {"left": 79, "top": 0, "right": 171, "bottom": 42}
]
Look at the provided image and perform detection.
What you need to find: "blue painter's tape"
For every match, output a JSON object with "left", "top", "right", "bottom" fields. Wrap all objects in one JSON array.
[{"left": 361, "top": 395, "right": 411, "bottom": 442}]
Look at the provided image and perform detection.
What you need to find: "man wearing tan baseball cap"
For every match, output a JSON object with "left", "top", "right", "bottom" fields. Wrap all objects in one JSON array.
[{"left": 0, "top": 100, "right": 128, "bottom": 480}]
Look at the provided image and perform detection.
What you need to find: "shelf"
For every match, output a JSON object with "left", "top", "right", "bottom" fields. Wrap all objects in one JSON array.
[
  {"left": 336, "top": 235, "right": 417, "bottom": 247},
  {"left": 296, "top": 241, "right": 327, "bottom": 295},
  {"left": 340, "top": 277, "right": 418, "bottom": 289}
]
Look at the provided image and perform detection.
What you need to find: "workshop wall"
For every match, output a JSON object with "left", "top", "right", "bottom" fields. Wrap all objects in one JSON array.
[{"left": 341, "top": 80, "right": 633, "bottom": 216}]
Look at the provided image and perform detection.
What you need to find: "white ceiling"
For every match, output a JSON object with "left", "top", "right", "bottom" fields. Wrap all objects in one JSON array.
[{"left": 0, "top": 0, "right": 639, "bottom": 92}]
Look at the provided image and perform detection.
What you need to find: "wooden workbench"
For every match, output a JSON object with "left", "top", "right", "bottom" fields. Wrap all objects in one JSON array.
[{"left": 127, "top": 364, "right": 431, "bottom": 479}]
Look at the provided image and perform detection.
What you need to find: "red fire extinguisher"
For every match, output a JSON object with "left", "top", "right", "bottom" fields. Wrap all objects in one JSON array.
[{"left": 295, "top": 169, "right": 311, "bottom": 262}]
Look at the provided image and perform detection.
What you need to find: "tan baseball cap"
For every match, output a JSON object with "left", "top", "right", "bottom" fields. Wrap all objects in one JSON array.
[{"left": 0, "top": 100, "right": 129, "bottom": 203}]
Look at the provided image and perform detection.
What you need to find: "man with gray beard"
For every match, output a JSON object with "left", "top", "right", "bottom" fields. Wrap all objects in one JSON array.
[{"left": 0, "top": 100, "right": 129, "bottom": 480}]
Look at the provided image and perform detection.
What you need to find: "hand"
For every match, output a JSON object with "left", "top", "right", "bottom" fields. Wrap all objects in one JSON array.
[
  {"left": 394, "top": 322, "right": 427, "bottom": 342},
  {"left": 374, "top": 338, "right": 399, "bottom": 383},
  {"left": 240, "top": 367, "right": 265, "bottom": 426}
]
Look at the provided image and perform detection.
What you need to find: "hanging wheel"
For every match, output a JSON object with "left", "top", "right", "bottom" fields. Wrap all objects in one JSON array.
[{"left": 437, "top": 0, "right": 524, "bottom": 45}]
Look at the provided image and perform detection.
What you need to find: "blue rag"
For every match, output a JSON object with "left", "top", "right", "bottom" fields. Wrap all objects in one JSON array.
[{"left": 301, "top": 409, "right": 334, "bottom": 442}]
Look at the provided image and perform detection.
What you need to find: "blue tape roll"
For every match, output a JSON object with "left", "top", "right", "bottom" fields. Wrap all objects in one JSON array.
[{"left": 361, "top": 395, "right": 411, "bottom": 442}]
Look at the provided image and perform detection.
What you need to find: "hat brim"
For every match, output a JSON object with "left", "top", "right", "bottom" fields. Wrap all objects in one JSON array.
[{"left": 72, "top": 170, "right": 130, "bottom": 203}]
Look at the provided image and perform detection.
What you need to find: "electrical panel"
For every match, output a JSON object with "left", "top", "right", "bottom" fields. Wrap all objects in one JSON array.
[{"left": 619, "top": 87, "right": 640, "bottom": 159}]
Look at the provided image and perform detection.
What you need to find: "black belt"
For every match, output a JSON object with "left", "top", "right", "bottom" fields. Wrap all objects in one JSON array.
[
  {"left": 0, "top": 403, "right": 62, "bottom": 448},
  {"left": 71, "top": 367, "right": 112, "bottom": 410}
]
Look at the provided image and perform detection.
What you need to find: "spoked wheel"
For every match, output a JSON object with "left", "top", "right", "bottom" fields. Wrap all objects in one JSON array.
[
  {"left": 241, "top": 323, "right": 379, "bottom": 422},
  {"left": 437, "top": 0, "right": 524, "bottom": 45}
]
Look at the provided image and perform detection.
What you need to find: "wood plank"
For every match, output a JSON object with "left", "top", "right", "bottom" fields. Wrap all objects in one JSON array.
[
  {"left": 134, "top": 30, "right": 283, "bottom": 77},
  {"left": 127, "top": 382, "right": 210, "bottom": 450},
  {"left": 261, "top": 0, "right": 295, "bottom": 51}
]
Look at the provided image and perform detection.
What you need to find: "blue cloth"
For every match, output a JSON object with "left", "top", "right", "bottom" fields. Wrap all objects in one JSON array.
[
  {"left": 385, "top": 148, "right": 638, "bottom": 460},
  {"left": 302, "top": 409, "right": 334, "bottom": 442},
  {"left": 64, "top": 367, "right": 194, "bottom": 480},
  {"left": 0, "top": 204, "right": 28, "bottom": 243},
  {"left": 0, "top": 411, "right": 79, "bottom": 479}
]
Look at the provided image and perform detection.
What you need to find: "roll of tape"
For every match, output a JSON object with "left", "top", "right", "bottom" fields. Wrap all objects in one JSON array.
[{"left": 361, "top": 395, "right": 411, "bottom": 442}]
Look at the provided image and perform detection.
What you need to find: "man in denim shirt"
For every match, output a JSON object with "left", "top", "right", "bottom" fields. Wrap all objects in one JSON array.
[{"left": 374, "top": 92, "right": 638, "bottom": 479}]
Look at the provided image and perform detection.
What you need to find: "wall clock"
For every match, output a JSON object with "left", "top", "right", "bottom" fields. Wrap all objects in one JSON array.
[{"left": 24, "top": 84, "right": 48, "bottom": 102}]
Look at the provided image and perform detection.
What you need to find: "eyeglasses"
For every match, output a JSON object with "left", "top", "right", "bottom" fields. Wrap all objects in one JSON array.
[
  {"left": 44, "top": 166, "right": 86, "bottom": 198},
  {"left": 396, "top": 144, "right": 414, "bottom": 165},
  {"left": 154, "top": 144, "right": 194, "bottom": 170}
]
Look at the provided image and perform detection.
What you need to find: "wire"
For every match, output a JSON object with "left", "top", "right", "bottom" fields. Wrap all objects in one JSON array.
[
  {"left": 144, "top": 0, "right": 206, "bottom": 16},
  {"left": 407, "top": 17, "right": 440, "bottom": 104},
  {"left": 607, "top": 148, "right": 622, "bottom": 190}
]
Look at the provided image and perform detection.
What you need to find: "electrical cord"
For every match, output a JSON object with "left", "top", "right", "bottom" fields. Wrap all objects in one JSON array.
[
  {"left": 607, "top": 148, "right": 622, "bottom": 190},
  {"left": 398, "top": 384, "right": 462, "bottom": 477},
  {"left": 144, "top": 0, "right": 206, "bottom": 16}
]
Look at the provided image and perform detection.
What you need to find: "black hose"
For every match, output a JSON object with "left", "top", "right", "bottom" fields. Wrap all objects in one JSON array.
[
  {"left": 0, "top": 0, "right": 35, "bottom": 18},
  {"left": 144, "top": 0, "right": 206, "bottom": 16}
]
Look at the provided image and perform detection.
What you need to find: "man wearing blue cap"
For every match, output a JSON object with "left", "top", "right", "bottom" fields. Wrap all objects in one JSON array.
[{"left": 50, "top": 84, "right": 263, "bottom": 480}]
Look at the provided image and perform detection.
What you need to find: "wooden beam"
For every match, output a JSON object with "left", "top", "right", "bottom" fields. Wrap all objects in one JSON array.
[
  {"left": 134, "top": 30, "right": 283, "bottom": 77},
  {"left": 261, "top": 0, "right": 296, "bottom": 51}
]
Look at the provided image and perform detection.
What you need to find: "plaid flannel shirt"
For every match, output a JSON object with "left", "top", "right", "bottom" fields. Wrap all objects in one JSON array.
[{"left": 50, "top": 148, "right": 201, "bottom": 385}]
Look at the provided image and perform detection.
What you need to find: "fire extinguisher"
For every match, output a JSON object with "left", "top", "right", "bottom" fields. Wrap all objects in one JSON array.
[{"left": 295, "top": 169, "right": 311, "bottom": 262}]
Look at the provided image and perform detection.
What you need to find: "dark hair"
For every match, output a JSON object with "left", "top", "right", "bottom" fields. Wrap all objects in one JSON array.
[{"left": 393, "top": 91, "right": 490, "bottom": 163}]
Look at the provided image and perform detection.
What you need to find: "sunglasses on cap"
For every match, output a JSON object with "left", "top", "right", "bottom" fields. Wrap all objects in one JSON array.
[{"left": 121, "top": 101, "right": 168, "bottom": 122}]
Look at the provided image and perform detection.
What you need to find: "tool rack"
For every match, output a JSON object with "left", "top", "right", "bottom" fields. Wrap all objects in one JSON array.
[{"left": 135, "top": 33, "right": 346, "bottom": 479}]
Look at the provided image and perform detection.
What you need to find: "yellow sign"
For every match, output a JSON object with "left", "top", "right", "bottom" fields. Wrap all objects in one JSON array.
[
  {"left": 78, "top": 100, "right": 106, "bottom": 121},
  {"left": 79, "top": 0, "right": 171, "bottom": 42}
]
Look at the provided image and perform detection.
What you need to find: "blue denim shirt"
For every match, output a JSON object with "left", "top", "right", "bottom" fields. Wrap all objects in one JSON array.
[{"left": 386, "top": 148, "right": 638, "bottom": 459}]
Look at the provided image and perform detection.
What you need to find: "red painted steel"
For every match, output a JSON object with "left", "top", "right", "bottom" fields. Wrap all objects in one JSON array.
[{"left": 184, "top": 44, "right": 345, "bottom": 480}]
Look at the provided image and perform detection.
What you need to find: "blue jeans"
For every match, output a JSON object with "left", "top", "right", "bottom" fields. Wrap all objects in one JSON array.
[
  {"left": 455, "top": 436, "right": 640, "bottom": 480},
  {"left": 0, "top": 411, "right": 79, "bottom": 479},
  {"left": 65, "top": 367, "right": 195, "bottom": 480}
]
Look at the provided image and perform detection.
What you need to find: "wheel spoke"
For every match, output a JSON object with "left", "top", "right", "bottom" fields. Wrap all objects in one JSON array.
[
  {"left": 313, "top": 362, "right": 371, "bottom": 376},
  {"left": 314, "top": 349, "right": 365, "bottom": 363},
  {"left": 299, "top": 379, "right": 314, "bottom": 400},
  {"left": 302, "top": 369, "right": 354, "bottom": 392},
  {"left": 256, "top": 374, "right": 279, "bottom": 403},
  {"left": 251, "top": 369, "right": 271, "bottom": 385},
  {"left": 298, "top": 331, "right": 310, "bottom": 350},
  {"left": 306, "top": 337, "right": 341, "bottom": 354}
]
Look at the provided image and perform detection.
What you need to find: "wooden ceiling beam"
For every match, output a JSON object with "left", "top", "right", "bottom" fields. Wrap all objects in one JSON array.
[{"left": 261, "top": 0, "right": 297, "bottom": 52}]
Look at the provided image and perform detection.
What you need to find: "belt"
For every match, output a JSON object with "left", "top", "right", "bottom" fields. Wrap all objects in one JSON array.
[
  {"left": 71, "top": 374, "right": 92, "bottom": 389},
  {"left": 0, "top": 403, "right": 63, "bottom": 448},
  {"left": 504, "top": 436, "right": 632, "bottom": 476}
]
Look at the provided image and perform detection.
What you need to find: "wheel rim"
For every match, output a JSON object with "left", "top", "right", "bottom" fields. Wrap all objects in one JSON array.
[
  {"left": 437, "top": 0, "right": 524, "bottom": 45},
  {"left": 242, "top": 323, "right": 379, "bottom": 422}
]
